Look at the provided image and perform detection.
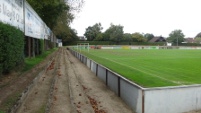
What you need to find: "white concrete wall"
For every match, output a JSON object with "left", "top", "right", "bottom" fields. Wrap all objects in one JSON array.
[
  {"left": 87, "top": 59, "right": 90, "bottom": 68},
  {"left": 120, "top": 79, "right": 143, "bottom": 113},
  {"left": 107, "top": 71, "right": 119, "bottom": 95},
  {"left": 144, "top": 85, "right": 201, "bottom": 113},
  {"left": 91, "top": 61, "right": 97, "bottom": 74},
  {"left": 97, "top": 65, "right": 106, "bottom": 83}
]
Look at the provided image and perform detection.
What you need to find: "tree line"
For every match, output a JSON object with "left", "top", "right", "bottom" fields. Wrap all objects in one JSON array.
[{"left": 84, "top": 23, "right": 201, "bottom": 45}]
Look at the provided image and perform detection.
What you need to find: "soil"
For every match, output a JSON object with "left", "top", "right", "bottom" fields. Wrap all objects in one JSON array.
[{"left": 0, "top": 48, "right": 134, "bottom": 113}]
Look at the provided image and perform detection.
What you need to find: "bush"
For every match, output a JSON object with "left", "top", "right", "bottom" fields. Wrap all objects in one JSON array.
[
  {"left": 68, "top": 41, "right": 166, "bottom": 46},
  {"left": 0, "top": 22, "right": 24, "bottom": 75}
]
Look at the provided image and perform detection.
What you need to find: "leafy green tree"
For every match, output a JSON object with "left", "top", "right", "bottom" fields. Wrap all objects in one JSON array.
[
  {"left": 144, "top": 33, "right": 154, "bottom": 41},
  {"left": 195, "top": 32, "right": 201, "bottom": 38},
  {"left": 104, "top": 23, "right": 124, "bottom": 44},
  {"left": 84, "top": 26, "right": 93, "bottom": 41},
  {"left": 194, "top": 37, "right": 201, "bottom": 44},
  {"left": 57, "top": 28, "right": 79, "bottom": 45},
  {"left": 84, "top": 23, "right": 103, "bottom": 41},
  {"left": 131, "top": 32, "right": 146, "bottom": 42},
  {"left": 167, "top": 29, "right": 185, "bottom": 45},
  {"left": 94, "top": 33, "right": 103, "bottom": 41},
  {"left": 122, "top": 33, "right": 132, "bottom": 42}
]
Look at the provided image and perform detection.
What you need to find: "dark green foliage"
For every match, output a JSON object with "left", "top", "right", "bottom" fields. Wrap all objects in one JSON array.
[
  {"left": 144, "top": 33, "right": 154, "bottom": 41},
  {"left": 84, "top": 23, "right": 103, "bottom": 41},
  {"left": 0, "top": 33, "right": 3, "bottom": 76},
  {"left": 195, "top": 32, "right": 201, "bottom": 38},
  {"left": 105, "top": 24, "right": 124, "bottom": 44},
  {"left": 167, "top": 29, "right": 185, "bottom": 44},
  {"left": 0, "top": 22, "right": 24, "bottom": 75},
  {"left": 68, "top": 41, "right": 166, "bottom": 46},
  {"left": 131, "top": 32, "right": 146, "bottom": 42}
]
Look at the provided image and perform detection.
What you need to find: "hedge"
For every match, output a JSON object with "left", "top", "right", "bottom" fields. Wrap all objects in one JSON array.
[
  {"left": 68, "top": 41, "right": 166, "bottom": 46},
  {"left": 0, "top": 22, "right": 24, "bottom": 75},
  {"left": 67, "top": 41, "right": 201, "bottom": 47}
]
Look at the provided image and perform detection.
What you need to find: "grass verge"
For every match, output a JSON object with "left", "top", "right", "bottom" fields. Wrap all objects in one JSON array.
[
  {"left": 0, "top": 92, "right": 21, "bottom": 112},
  {"left": 23, "top": 48, "right": 57, "bottom": 72}
]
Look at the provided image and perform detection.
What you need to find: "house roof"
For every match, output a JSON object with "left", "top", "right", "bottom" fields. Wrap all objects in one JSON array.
[{"left": 149, "top": 36, "right": 166, "bottom": 42}]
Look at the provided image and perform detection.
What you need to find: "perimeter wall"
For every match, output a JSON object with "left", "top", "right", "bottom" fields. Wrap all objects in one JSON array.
[{"left": 70, "top": 48, "right": 201, "bottom": 113}]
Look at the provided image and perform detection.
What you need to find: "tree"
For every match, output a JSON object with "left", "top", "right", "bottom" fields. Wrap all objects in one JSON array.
[
  {"left": 195, "top": 32, "right": 201, "bottom": 38},
  {"left": 131, "top": 32, "right": 146, "bottom": 42},
  {"left": 167, "top": 29, "right": 185, "bottom": 45},
  {"left": 122, "top": 33, "right": 132, "bottom": 42},
  {"left": 84, "top": 23, "right": 103, "bottom": 41},
  {"left": 57, "top": 28, "right": 79, "bottom": 45},
  {"left": 144, "top": 33, "right": 154, "bottom": 41},
  {"left": 94, "top": 33, "right": 103, "bottom": 41},
  {"left": 194, "top": 37, "right": 201, "bottom": 44},
  {"left": 104, "top": 23, "right": 124, "bottom": 44}
]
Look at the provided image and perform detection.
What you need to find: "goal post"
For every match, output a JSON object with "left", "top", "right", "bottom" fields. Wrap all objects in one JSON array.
[{"left": 77, "top": 43, "right": 89, "bottom": 52}]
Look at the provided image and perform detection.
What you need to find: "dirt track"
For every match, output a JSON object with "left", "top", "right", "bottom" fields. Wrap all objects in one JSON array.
[{"left": 15, "top": 48, "right": 134, "bottom": 113}]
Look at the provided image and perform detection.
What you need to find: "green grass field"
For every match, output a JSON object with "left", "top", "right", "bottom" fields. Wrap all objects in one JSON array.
[{"left": 79, "top": 49, "right": 201, "bottom": 88}]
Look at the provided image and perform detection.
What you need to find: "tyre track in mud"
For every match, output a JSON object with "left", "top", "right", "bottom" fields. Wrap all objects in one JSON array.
[
  {"left": 64, "top": 49, "right": 94, "bottom": 113},
  {"left": 48, "top": 47, "right": 94, "bottom": 113},
  {"left": 48, "top": 47, "right": 76, "bottom": 113},
  {"left": 16, "top": 48, "right": 61, "bottom": 113}
]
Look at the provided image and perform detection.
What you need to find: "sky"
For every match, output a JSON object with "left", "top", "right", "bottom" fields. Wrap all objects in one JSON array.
[{"left": 70, "top": 0, "right": 201, "bottom": 38}]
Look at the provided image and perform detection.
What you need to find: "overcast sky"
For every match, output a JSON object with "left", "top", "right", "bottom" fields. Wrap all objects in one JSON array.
[{"left": 71, "top": 0, "right": 201, "bottom": 38}]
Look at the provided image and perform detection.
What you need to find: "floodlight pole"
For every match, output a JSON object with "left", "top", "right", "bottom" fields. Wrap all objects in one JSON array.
[{"left": 177, "top": 37, "right": 178, "bottom": 46}]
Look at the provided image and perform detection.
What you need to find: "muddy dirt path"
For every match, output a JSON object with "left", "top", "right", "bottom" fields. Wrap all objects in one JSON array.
[
  {"left": 16, "top": 49, "right": 61, "bottom": 113},
  {"left": 15, "top": 47, "right": 134, "bottom": 113}
]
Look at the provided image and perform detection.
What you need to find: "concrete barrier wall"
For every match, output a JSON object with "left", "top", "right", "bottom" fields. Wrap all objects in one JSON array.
[
  {"left": 91, "top": 61, "right": 97, "bottom": 74},
  {"left": 97, "top": 65, "right": 107, "bottom": 83},
  {"left": 87, "top": 59, "right": 91, "bottom": 68},
  {"left": 107, "top": 71, "right": 119, "bottom": 95},
  {"left": 144, "top": 85, "right": 201, "bottom": 113},
  {"left": 69, "top": 49, "right": 201, "bottom": 113},
  {"left": 120, "top": 79, "right": 143, "bottom": 112}
]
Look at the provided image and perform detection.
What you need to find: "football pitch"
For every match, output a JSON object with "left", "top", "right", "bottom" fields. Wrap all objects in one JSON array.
[{"left": 78, "top": 49, "right": 201, "bottom": 88}]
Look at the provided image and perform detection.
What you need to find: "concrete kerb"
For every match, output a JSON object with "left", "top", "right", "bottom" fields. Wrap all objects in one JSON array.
[
  {"left": 69, "top": 49, "right": 201, "bottom": 113},
  {"left": 10, "top": 59, "right": 52, "bottom": 113},
  {"left": 10, "top": 49, "right": 58, "bottom": 113}
]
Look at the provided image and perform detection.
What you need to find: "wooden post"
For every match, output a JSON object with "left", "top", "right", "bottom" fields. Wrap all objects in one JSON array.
[
  {"left": 32, "top": 38, "right": 35, "bottom": 57},
  {"left": 28, "top": 37, "right": 31, "bottom": 58},
  {"left": 36, "top": 39, "right": 39, "bottom": 55}
]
